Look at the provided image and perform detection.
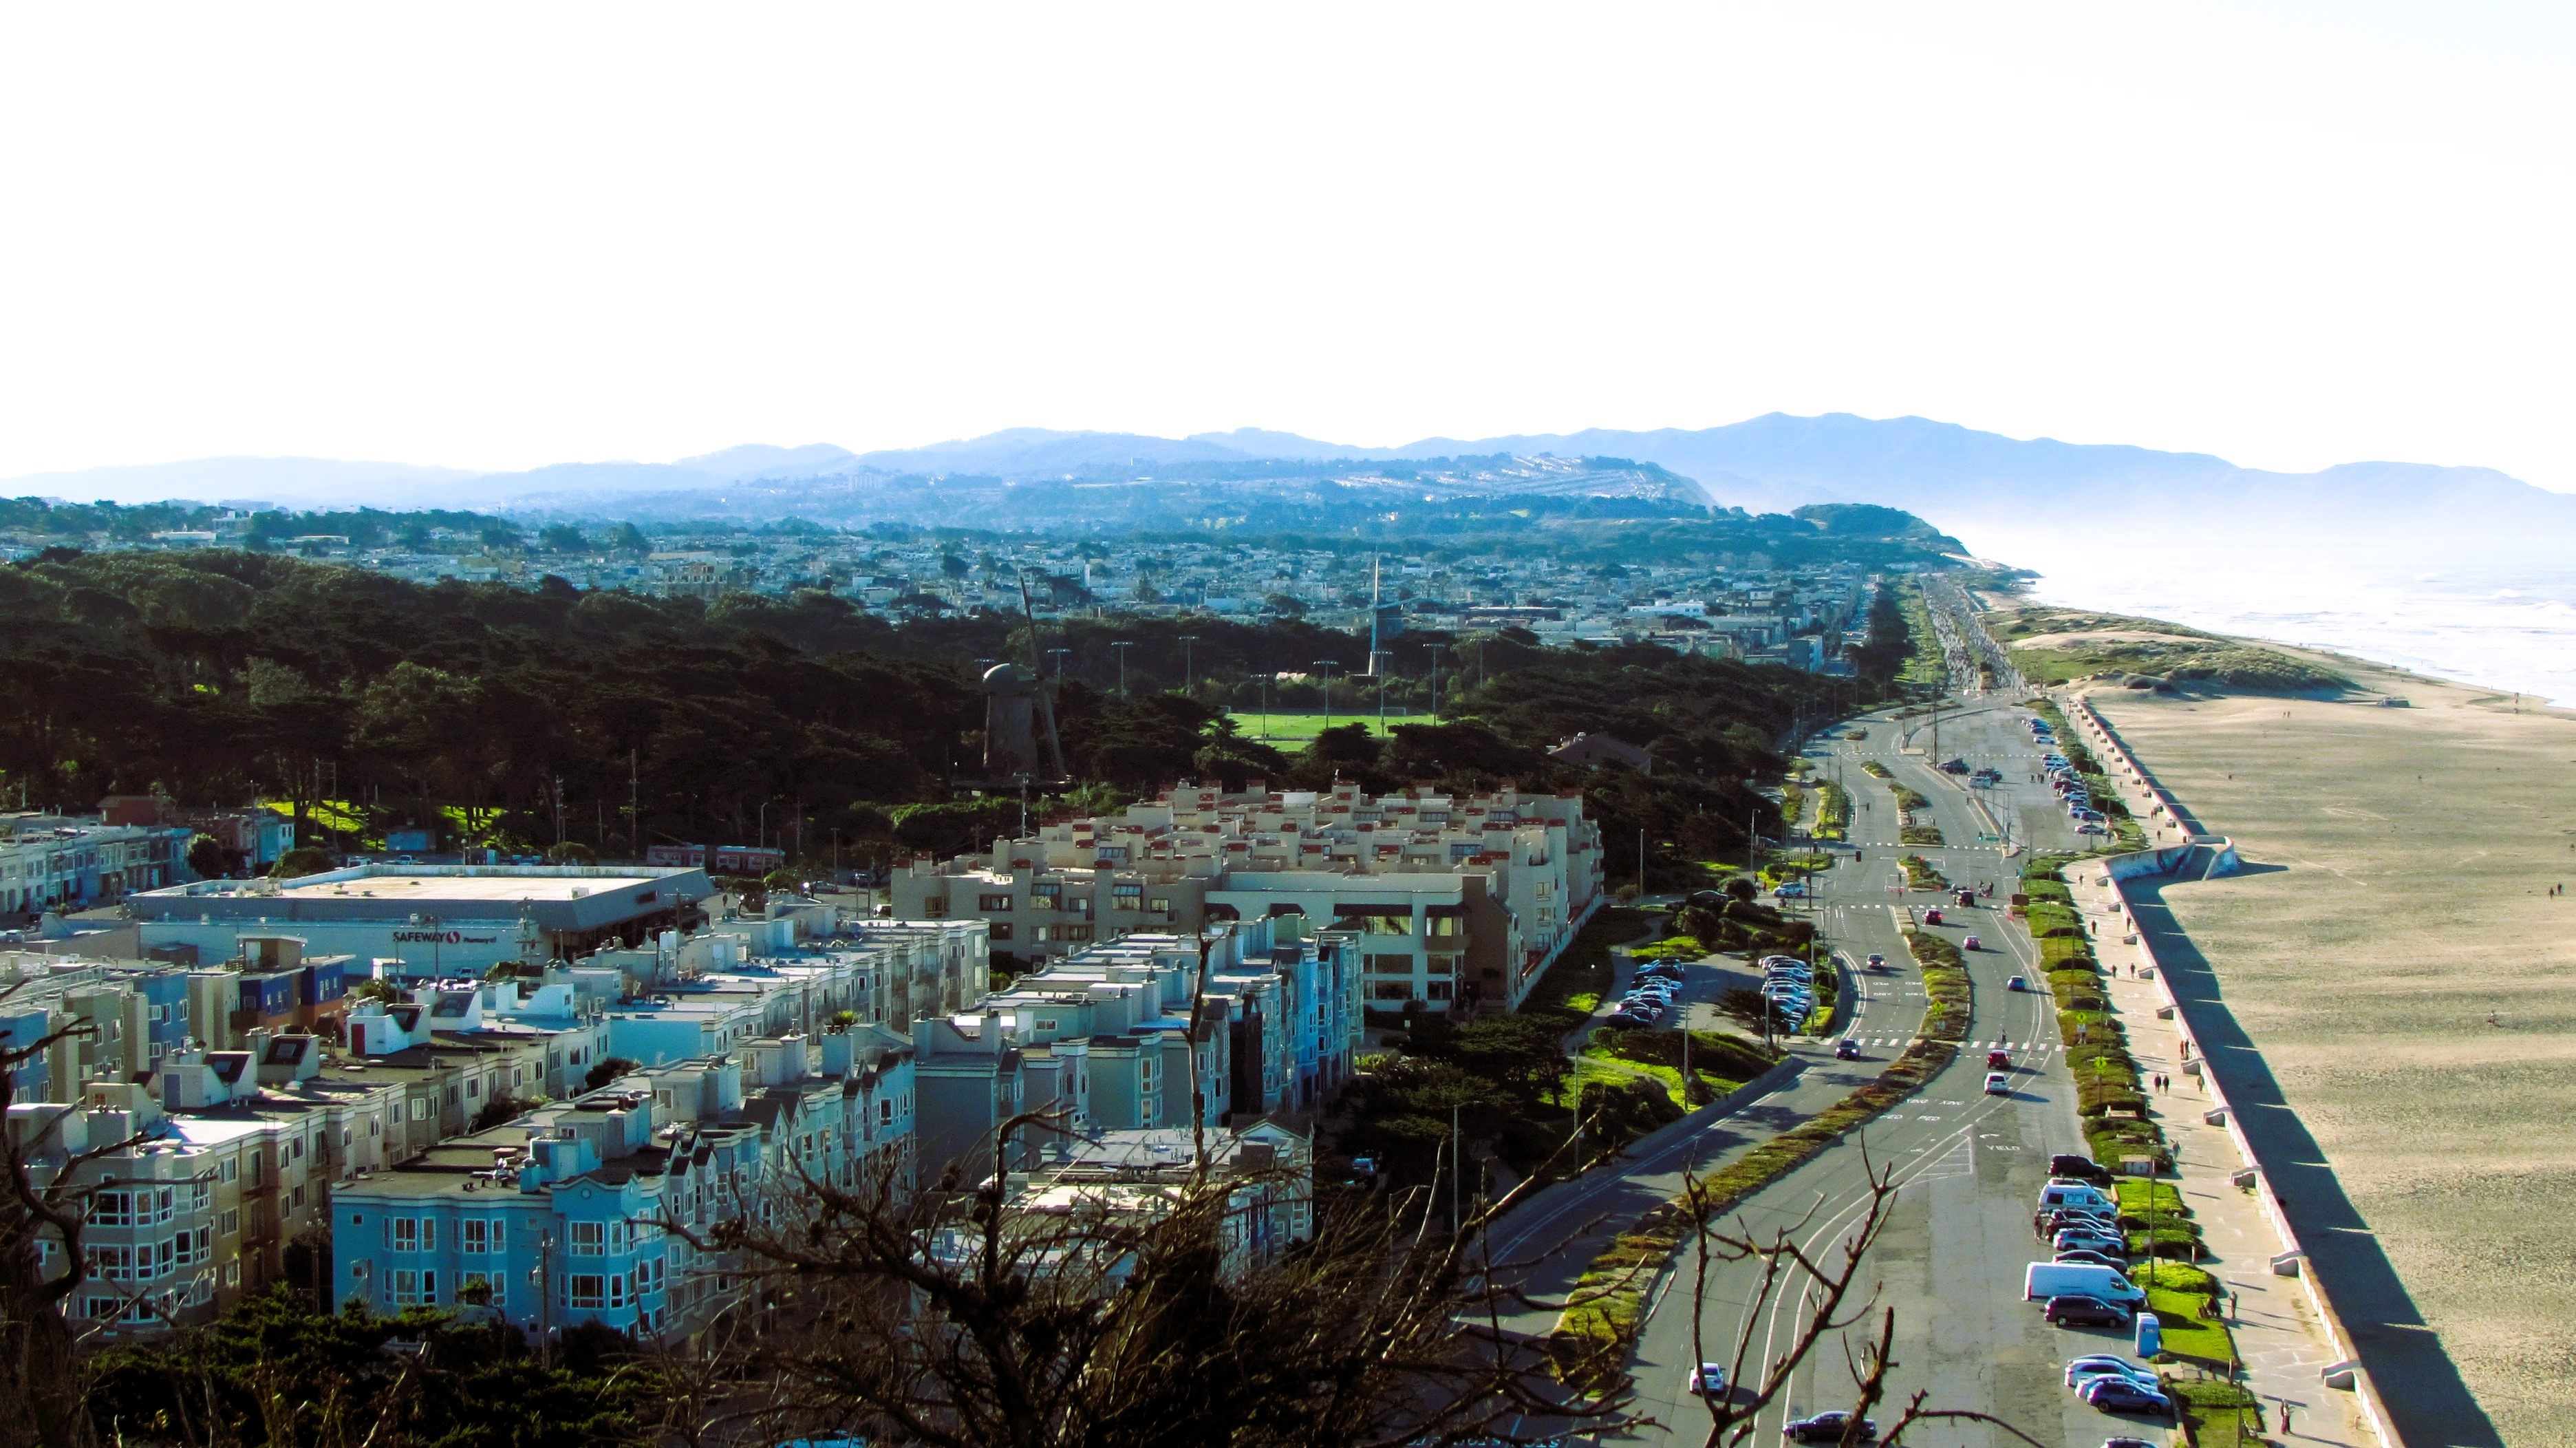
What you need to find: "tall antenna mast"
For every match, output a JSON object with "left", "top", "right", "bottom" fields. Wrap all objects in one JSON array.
[{"left": 1018, "top": 571, "right": 1068, "bottom": 781}]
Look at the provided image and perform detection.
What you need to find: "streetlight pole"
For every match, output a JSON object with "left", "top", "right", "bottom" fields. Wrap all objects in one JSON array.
[
  {"left": 1425, "top": 645, "right": 1441, "bottom": 725},
  {"left": 1179, "top": 635, "right": 1198, "bottom": 696},
  {"left": 1113, "top": 641, "right": 1135, "bottom": 698},
  {"left": 1313, "top": 660, "right": 1340, "bottom": 731}
]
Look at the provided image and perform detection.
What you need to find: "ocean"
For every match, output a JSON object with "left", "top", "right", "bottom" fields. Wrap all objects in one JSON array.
[{"left": 1978, "top": 533, "right": 2576, "bottom": 706}]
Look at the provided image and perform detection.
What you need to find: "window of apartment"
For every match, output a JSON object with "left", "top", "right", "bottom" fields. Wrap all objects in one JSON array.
[
  {"left": 224, "top": 1259, "right": 240, "bottom": 1286},
  {"left": 1333, "top": 908, "right": 1411, "bottom": 935},
  {"left": 462, "top": 1219, "right": 491, "bottom": 1254},
  {"left": 290, "top": 1184, "right": 305, "bottom": 1211},
  {"left": 1049, "top": 924, "right": 1093, "bottom": 944},
  {"left": 90, "top": 1191, "right": 134, "bottom": 1226},
  {"left": 879, "top": 1099, "right": 894, "bottom": 1125},
  {"left": 570, "top": 1221, "right": 606, "bottom": 1256},
  {"left": 219, "top": 1158, "right": 239, "bottom": 1183},
  {"left": 1370, "top": 982, "right": 1413, "bottom": 1001},
  {"left": 465, "top": 1079, "right": 480, "bottom": 1099},
  {"left": 390, "top": 1217, "right": 418, "bottom": 1252},
  {"left": 1423, "top": 914, "right": 1464, "bottom": 938},
  {"left": 1111, "top": 882, "right": 1142, "bottom": 911},
  {"left": 220, "top": 1209, "right": 239, "bottom": 1237},
  {"left": 923, "top": 897, "right": 948, "bottom": 918},
  {"left": 988, "top": 922, "right": 1013, "bottom": 941},
  {"left": 1147, "top": 897, "right": 1172, "bottom": 918},
  {"left": 1426, "top": 953, "right": 1461, "bottom": 979},
  {"left": 1031, "top": 882, "right": 1061, "bottom": 910},
  {"left": 1426, "top": 981, "right": 1455, "bottom": 1001},
  {"left": 391, "top": 1269, "right": 436, "bottom": 1307},
  {"left": 977, "top": 894, "right": 1012, "bottom": 912},
  {"left": 461, "top": 1269, "right": 498, "bottom": 1302}
]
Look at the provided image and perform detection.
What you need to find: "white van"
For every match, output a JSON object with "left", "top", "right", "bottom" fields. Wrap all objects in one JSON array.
[
  {"left": 2024, "top": 1261, "right": 2146, "bottom": 1306},
  {"left": 2038, "top": 1182, "right": 2118, "bottom": 1215}
]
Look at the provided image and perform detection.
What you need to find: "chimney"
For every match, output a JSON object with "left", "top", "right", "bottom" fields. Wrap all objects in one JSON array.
[{"left": 821, "top": 1030, "right": 855, "bottom": 1078}]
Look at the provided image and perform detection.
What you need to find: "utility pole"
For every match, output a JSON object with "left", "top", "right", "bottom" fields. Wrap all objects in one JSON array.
[
  {"left": 1450, "top": 1100, "right": 1461, "bottom": 1238},
  {"left": 1180, "top": 635, "right": 1199, "bottom": 695},
  {"left": 1113, "top": 640, "right": 1135, "bottom": 698},
  {"left": 1426, "top": 645, "right": 1441, "bottom": 725},
  {"left": 1313, "top": 660, "right": 1340, "bottom": 730},
  {"left": 629, "top": 748, "right": 639, "bottom": 862}
]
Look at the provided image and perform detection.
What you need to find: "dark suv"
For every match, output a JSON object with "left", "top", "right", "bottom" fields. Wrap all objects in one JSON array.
[
  {"left": 2044, "top": 1295, "right": 2134, "bottom": 1328},
  {"left": 2050, "top": 1154, "right": 2112, "bottom": 1184}
]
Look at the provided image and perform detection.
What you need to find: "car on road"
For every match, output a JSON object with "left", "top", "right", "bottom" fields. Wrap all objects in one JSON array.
[
  {"left": 1963, "top": 935, "right": 1982, "bottom": 950},
  {"left": 1835, "top": 1039, "right": 1863, "bottom": 1060},
  {"left": 2054, "top": 1228, "right": 2127, "bottom": 1256},
  {"left": 1686, "top": 1362, "right": 1727, "bottom": 1397},
  {"left": 1781, "top": 1412, "right": 1876, "bottom": 1443},
  {"left": 2052, "top": 1153, "right": 2113, "bottom": 1182},
  {"left": 2079, "top": 1376, "right": 2172, "bottom": 1416},
  {"left": 2054, "top": 1248, "right": 2129, "bottom": 1270},
  {"left": 1940, "top": 758, "right": 1970, "bottom": 774},
  {"left": 2099, "top": 1438, "right": 2158, "bottom": 1448},
  {"left": 1865, "top": 952, "right": 1885, "bottom": 969},
  {"left": 1984, "top": 1071, "right": 2012, "bottom": 1094},
  {"left": 2006, "top": 975, "right": 2028, "bottom": 992},
  {"left": 2064, "top": 1356, "right": 2158, "bottom": 1390},
  {"left": 1775, "top": 881, "right": 1810, "bottom": 898},
  {"left": 1924, "top": 908, "right": 1944, "bottom": 925},
  {"left": 2044, "top": 1295, "right": 2134, "bottom": 1328}
]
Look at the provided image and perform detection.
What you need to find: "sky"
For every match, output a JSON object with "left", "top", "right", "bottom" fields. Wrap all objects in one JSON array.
[{"left": 2, "top": 3, "right": 2572, "bottom": 488}]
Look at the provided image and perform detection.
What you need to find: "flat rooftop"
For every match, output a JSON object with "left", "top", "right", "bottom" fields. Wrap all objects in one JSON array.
[{"left": 275, "top": 873, "right": 662, "bottom": 903}]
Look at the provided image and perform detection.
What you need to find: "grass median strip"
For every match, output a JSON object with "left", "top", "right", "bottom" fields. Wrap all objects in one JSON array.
[{"left": 1547, "top": 930, "right": 1969, "bottom": 1373}]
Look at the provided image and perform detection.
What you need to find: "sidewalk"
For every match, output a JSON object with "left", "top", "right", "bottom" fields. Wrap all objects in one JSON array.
[{"left": 2072, "top": 866, "right": 2370, "bottom": 1448}]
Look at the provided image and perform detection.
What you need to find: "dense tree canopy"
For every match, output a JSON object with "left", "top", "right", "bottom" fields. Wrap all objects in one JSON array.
[{"left": 0, "top": 551, "right": 1885, "bottom": 881}]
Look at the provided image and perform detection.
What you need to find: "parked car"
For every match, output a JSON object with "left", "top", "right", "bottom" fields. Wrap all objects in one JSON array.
[
  {"left": 1985, "top": 1072, "right": 2013, "bottom": 1095},
  {"left": 1686, "top": 1362, "right": 1728, "bottom": 1397},
  {"left": 1940, "top": 758, "right": 1970, "bottom": 774},
  {"left": 2054, "top": 1248, "right": 2129, "bottom": 1270},
  {"left": 2051, "top": 1153, "right": 2112, "bottom": 1182},
  {"left": 2045, "top": 1295, "right": 2134, "bottom": 1328},
  {"left": 2077, "top": 822, "right": 2108, "bottom": 836},
  {"left": 2063, "top": 1355, "right": 2158, "bottom": 1390},
  {"left": 2006, "top": 975, "right": 2028, "bottom": 992},
  {"left": 2054, "top": 1228, "right": 2127, "bottom": 1256},
  {"left": 1601, "top": 1011, "right": 1650, "bottom": 1030},
  {"left": 1835, "top": 1039, "right": 1863, "bottom": 1060},
  {"left": 1781, "top": 1412, "right": 1876, "bottom": 1443},
  {"left": 1776, "top": 881, "right": 1810, "bottom": 899},
  {"left": 2079, "top": 1377, "right": 2172, "bottom": 1415}
]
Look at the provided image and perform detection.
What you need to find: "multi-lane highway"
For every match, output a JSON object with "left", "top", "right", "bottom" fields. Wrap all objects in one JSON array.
[{"left": 1610, "top": 696, "right": 2181, "bottom": 1446}]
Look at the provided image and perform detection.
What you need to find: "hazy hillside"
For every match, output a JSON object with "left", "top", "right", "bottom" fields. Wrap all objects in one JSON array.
[{"left": 13, "top": 414, "right": 2568, "bottom": 551}]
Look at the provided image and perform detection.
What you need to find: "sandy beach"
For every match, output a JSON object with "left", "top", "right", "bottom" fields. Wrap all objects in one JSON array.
[{"left": 2090, "top": 654, "right": 2576, "bottom": 1445}]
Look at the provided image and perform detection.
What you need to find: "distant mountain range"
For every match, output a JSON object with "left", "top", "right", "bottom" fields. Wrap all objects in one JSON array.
[{"left": 10, "top": 414, "right": 2569, "bottom": 546}]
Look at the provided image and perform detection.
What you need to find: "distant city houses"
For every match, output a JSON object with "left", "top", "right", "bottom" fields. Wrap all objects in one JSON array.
[{"left": 43, "top": 511, "right": 1884, "bottom": 671}]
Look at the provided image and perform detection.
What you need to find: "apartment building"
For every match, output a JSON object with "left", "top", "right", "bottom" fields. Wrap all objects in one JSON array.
[
  {"left": 0, "top": 813, "right": 193, "bottom": 915},
  {"left": 332, "top": 1025, "right": 914, "bottom": 1340},
  {"left": 894, "top": 780, "right": 1600, "bottom": 1010}
]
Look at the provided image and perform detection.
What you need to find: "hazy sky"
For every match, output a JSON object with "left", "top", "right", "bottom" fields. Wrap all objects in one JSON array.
[{"left": 3, "top": 3, "right": 2570, "bottom": 487}]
